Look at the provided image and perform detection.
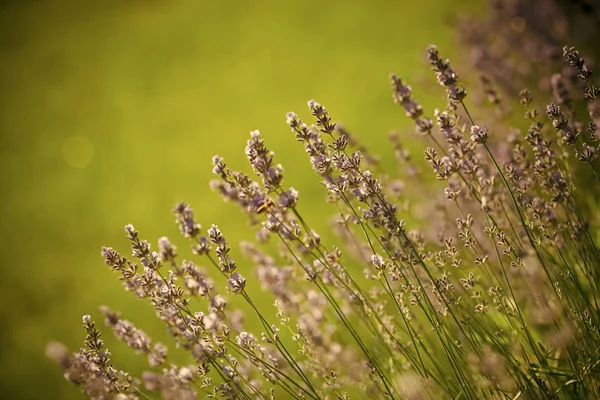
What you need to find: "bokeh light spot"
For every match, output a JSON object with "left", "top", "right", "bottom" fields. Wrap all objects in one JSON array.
[
  {"left": 62, "top": 135, "right": 94, "bottom": 168},
  {"left": 511, "top": 17, "right": 526, "bottom": 33}
]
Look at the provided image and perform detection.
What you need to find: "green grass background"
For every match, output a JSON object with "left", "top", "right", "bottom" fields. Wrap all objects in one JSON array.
[{"left": 0, "top": 1, "right": 480, "bottom": 398}]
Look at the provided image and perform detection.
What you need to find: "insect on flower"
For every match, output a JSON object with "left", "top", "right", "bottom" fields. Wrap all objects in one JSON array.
[{"left": 256, "top": 198, "right": 275, "bottom": 214}]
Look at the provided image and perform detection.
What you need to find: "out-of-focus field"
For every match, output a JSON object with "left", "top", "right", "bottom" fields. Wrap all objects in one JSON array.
[{"left": 0, "top": 1, "right": 478, "bottom": 398}]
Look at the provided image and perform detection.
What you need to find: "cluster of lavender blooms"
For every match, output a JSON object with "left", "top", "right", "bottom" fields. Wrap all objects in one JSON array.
[{"left": 48, "top": 43, "right": 600, "bottom": 400}]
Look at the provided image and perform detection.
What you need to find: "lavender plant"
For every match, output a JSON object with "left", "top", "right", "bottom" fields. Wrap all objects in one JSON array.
[{"left": 48, "top": 44, "right": 600, "bottom": 400}]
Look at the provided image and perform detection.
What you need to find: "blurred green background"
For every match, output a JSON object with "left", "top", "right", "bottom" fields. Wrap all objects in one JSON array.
[{"left": 0, "top": 1, "right": 478, "bottom": 398}]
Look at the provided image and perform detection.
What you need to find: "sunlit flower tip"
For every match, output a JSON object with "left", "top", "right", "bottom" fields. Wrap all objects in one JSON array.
[
  {"left": 285, "top": 111, "right": 298, "bottom": 125},
  {"left": 228, "top": 272, "right": 246, "bottom": 294},
  {"left": 82, "top": 314, "right": 91, "bottom": 324},
  {"left": 101, "top": 246, "right": 112, "bottom": 258},
  {"left": 193, "top": 235, "right": 211, "bottom": 256},
  {"left": 546, "top": 103, "right": 560, "bottom": 116},
  {"left": 307, "top": 99, "right": 318, "bottom": 110},
  {"left": 371, "top": 254, "right": 385, "bottom": 269},
  {"left": 519, "top": 89, "right": 532, "bottom": 106},
  {"left": 250, "top": 130, "right": 261, "bottom": 139},
  {"left": 416, "top": 117, "right": 433, "bottom": 133},
  {"left": 151, "top": 250, "right": 160, "bottom": 262},
  {"left": 223, "top": 365, "right": 235, "bottom": 378},
  {"left": 470, "top": 125, "right": 489, "bottom": 144},
  {"left": 563, "top": 46, "right": 592, "bottom": 80},
  {"left": 178, "top": 367, "right": 194, "bottom": 383},
  {"left": 124, "top": 224, "right": 135, "bottom": 236},
  {"left": 279, "top": 187, "right": 299, "bottom": 209},
  {"left": 208, "top": 224, "right": 220, "bottom": 237},
  {"left": 426, "top": 45, "right": 439, "bottom": 61},
  {"left": 158, "top": 236, "right": 177, "bottom": 261},
  {"left": 212, "top": 155, "right": 226, "bottom": 175},
  {"left": 210, "top": 295, "right": 227, "bottom": 312}
]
